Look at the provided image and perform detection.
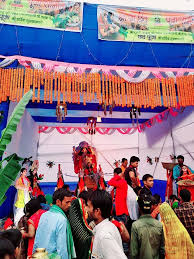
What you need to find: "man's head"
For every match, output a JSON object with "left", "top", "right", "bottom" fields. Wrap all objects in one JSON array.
[
  {"left": 177, "top": 155, "right": 184, "bottom": 166},
  {"left": 20, "top": 168, "right": 27, "bottom": 177},
  {"left": 130, "top": 156, "right": 140, "bottom": 168},
  {"left": 113, "top": 167, "right": 122, "bottom": 176},
  {"left": 138, "top": 195, "right": 152, "bottom": 214},
  {"left": 0, "top": 237, "right": 15, "bottom": 259},
  {"left": 142, "top": 174, "right": 154, "bottom": 189},
  {"left": 179, "top": 189, "right": 191, "bottom": 203},
  {"left": 53, "top": 188, "right": 73, "bottom": 212},
  {"left": 87, "top": 190, "right": 112, "bottom": 224},
  {"left": 121, "top": 158, "right": 128, "bottom": 168},
  {"left": 0, "top": 229, "right": 22, "bottom": 258}
]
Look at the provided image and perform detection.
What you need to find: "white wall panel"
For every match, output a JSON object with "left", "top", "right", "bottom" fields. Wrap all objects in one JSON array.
[
  {"left": 38, "top": 130, "right": 138, "bottom": 182},
  {"left": 4, "top": 102, "right": 39, "bottom": 160}
]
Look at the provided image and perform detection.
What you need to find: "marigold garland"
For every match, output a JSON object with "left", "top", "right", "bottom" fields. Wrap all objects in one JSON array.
[{"left": 0, "top": 68, "right": 193, "bottom": 109}]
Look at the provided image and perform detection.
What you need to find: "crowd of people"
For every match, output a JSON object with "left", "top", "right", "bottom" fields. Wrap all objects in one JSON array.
[{"left": 0, "top": 155, "right": 193, "bottom": 259}]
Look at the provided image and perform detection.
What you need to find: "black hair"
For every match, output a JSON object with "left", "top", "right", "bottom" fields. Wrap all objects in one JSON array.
[
  {"left": 24, "top": 199, "right": 41, "bottom": 217},
  {"left": 62, "top": 184, "right": 70, "bottom": 190},
  {"left": 114, "top": 167, "right": 122, "bottom": 175},
  {"left": 142, "top": 174, "right": 153, "bottom": 182},
  {"left": 138, "top": 195, "right": 152, "bottom": 214},
  {"left": 169, "top": 194, "right": 178, "bottom": 201},
  {"left": 53, "top": 188, "right": 72, "bottom": 205},
  {"left": 20, "top": 168, "right": 27, "bottom": 174},
  {"left": 0, "top": 237, "right": 15, "bottom": 258},
  {"left": 78, "top": 191, "right": 89, "bottom": 205},
  {"left": 152, "top": 194, "right": 161, "bottom": 205},
  {"left": 37, "top": 195, "right": 46, "bottom": 204},
  {"left": 180, "top": 189, "right": 191, "bottom": 202},
  {"left": 89, "top": 190, "right": 112, "bottom": 219},
  {"left": 121, "top": 158, "right": 127, "bottom": 163},
  {"left": 177, "top": 155, "right": 184, "bottom": 161},
  {"left": 0, "top": 229, "right": 22, "bottom": 249},
  {"left": 130, "top": 156, "right": 140, "bottom": 164}
]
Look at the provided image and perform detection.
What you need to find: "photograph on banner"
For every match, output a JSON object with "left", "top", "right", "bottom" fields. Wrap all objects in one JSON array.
[
  {"left": 97, "top": 5, "right": 194, "bottom": 43},
  {"left": 0, "top": 0, "right": 83, "bottom": 31}
]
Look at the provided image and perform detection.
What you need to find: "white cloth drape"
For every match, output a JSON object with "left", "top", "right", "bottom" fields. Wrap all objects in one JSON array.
[{"left": 126, "top": 185, "right": 139, "bottom": 220}]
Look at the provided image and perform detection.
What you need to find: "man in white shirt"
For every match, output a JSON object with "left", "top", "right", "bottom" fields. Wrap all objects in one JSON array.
[{"left": 87, "top": 189, "right": 127, "bottom": 259}]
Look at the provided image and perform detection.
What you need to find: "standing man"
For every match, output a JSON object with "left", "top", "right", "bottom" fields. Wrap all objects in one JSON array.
[
  {"left": 139, "top": 174, "right": 154, "bottom": 197},
  {"left": 87, "top": 189, "right": 127, "bottom": 259},
  {"left": 121, "top": 158, "right": 128, "bottom": 173},
  {"left": 124, "top": 156, "right": 141, "bottom": 195},
  {"left": 175, "top": 189, "right": 194, "bottom": 242},
  {"left": 130, "top": 195, "right": 165, "bottom": 259},
  {"left": 33, "top": 189, "right": 76, "bottom": 259}
]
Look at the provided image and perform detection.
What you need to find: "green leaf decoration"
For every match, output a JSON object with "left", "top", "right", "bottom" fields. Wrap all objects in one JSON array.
[
  {"left": 0, "top": 90, "right": 33, "bottom": 157},
  {"left": 0, "top": 153, "right": 23, "bottom": 206}
]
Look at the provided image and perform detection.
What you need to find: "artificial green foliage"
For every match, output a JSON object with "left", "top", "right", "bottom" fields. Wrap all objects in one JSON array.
[
  {"left": 0, "top": 90, "right": 32, "bottom": 157},
  {"left": 0, "top": 153, "right": 23, "bottom": 206}
]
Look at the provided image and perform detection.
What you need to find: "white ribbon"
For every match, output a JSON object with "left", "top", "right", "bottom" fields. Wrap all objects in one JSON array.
[{"left": 116, "top": 70, "right": 151, "bottom": 83}]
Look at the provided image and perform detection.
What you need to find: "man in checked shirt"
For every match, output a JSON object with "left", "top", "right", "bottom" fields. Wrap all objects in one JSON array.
[{"left": 175, "top": 189, "right": 194, "bottom": 242}]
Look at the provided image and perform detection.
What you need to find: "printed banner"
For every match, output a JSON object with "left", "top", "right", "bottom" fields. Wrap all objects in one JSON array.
[
  {"left": 97, "top": 6, "right": 194, "bottom": 43},
  {"left": 0, "top": 0, "right": 83, "bottom": 31}
]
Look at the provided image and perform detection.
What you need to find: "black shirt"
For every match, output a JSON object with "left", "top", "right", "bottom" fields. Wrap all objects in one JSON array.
[{"left": 139, "top": 186, "right": 152, "bottom": 196}]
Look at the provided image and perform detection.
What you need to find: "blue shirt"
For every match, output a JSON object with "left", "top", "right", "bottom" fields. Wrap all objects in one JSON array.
[
  {"left": 33, "top": 206, "right": 68, "bottom": 259},
  {"left": 173, "top": 165, "right": 193, "bottom": 180}
]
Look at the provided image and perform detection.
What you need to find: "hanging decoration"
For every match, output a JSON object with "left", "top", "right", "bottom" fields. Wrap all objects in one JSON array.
[
  {"left": 0, "top": 68, "right": 193, "bottom": 109},
  {"left": 56, "top": 103, "right": 67, "bottom": 122},
  {"left": 22, "top": 156, "right": 33, "bottom": 166},
  {"left": 39, "top": 105, "right": 183, "bottom": 135},
  {"left": 155, "top": 157, "right": 159, "bottom": 163},
  {"left": 147, "top": 156, "right": 153, "bottom": 165},
  {"left": 170, "top": 154, "right": 176, "bottom": 161},
  {"left": 87, "top": 117, "right": 97, "bottom": 135},
  {"left": 114, "top": 160, "right": 121, "bottom": 168},
  {"left": 130, "top": 105, "right": 141, "bottom": 126},
  {"left": 46, "top": 161, "right": 55, "bottom": 168}
]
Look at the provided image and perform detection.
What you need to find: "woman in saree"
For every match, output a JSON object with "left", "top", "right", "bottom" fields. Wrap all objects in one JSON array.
[
  {"left": 69, "top": 198, "right": 93, "bottom": 259},
  {"left": 14, "top": 168, "right": 31, "bottom": 226},
  {"left": 159, "top": 202, "right": 194, "bottom": 259},
  {"left": 18, "top": 199, "right": 42, "bottom": 259},
  {"left": 21, "top": 200, "right": 46, "bottom": 257}
]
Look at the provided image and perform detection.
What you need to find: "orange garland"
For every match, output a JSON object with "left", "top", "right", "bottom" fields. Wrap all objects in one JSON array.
[{"left": 0, "top": 68, "right": 193, "bottom": 109}]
